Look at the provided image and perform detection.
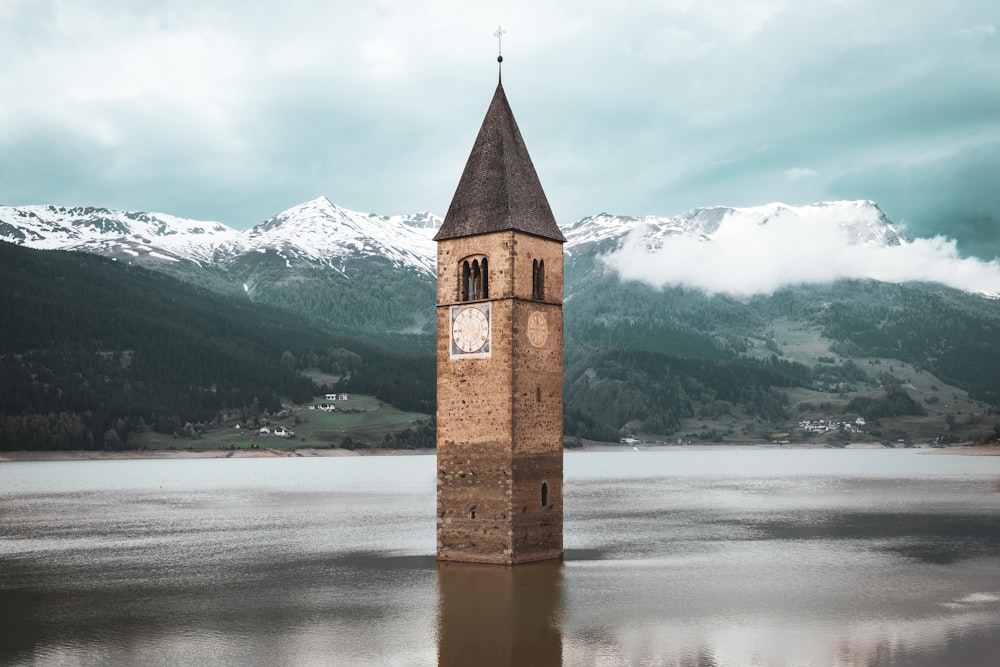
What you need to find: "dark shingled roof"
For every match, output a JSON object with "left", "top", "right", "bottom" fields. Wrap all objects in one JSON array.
[{"left": 434, "top": 83, "right": 565, "bottom": 243}]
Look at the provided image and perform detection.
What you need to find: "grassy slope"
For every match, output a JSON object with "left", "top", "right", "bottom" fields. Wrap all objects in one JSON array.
[{"left": 134, "top": 394, "right": 430, "bottom": 451}]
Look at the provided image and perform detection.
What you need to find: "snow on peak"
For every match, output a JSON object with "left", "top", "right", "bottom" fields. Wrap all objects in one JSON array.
[
  {"left": 15, "top": 197, "right": 981, "bottom": 297},
  {"left": 388, "top": 210, "right": 443, "bottom": 231},
  {"left": 563, "top": 200, "right": 905, "bottom": 253},
  {"left": 218, "top": 197, "right": 437, "bottom": 274},
  {"left": 0, "top": 204, "right": 239, "bottom": 264},
  {"left": 0, "top": 199, "right": 439, "bottom": 274}
]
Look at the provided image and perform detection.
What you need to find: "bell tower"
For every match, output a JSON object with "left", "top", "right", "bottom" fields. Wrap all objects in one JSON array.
[{"left": 434, "top": 71, "right": 565, "bottom": 565}]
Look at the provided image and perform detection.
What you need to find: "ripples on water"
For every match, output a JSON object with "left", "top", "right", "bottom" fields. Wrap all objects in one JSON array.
[{"left": 1, "top": 450, "right": 999, "bottom": 666}]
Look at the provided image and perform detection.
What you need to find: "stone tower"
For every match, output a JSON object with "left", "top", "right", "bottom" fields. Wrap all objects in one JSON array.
[{"left": 434, "top": 78, "right": 565, "bottom": 565}]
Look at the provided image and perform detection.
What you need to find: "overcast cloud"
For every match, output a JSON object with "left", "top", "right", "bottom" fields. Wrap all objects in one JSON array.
[{"left": 2, "top": 0, "right": 998, "bottom": 261}]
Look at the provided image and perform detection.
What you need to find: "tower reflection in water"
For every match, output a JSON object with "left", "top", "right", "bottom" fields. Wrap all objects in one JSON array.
[{"left": 437, "top": 560, "right": 563, "bottom": 667}]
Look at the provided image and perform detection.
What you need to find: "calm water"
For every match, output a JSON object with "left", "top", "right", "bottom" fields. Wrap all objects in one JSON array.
[{"left": 1, "top": 449, "right": 999, "bottom": 666}]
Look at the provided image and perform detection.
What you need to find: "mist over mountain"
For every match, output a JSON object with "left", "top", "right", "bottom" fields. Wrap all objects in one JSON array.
[{"left": 573, "top": 201, "right": 1000, "bottom": 298}]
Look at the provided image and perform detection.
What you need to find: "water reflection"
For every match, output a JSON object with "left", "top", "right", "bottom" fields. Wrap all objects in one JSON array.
[{"left": 438, "top": 560, "right": 563, "bottom": 667}]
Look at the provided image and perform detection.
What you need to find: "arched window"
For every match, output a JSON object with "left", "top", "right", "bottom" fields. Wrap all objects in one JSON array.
[
  {"left": 460, "top": 256, "right": 489, "bottom": 301},
  {"left": 532, "top": 259, "right": 545, "bottom": 300},
  {"left": 540, "top": 482, "right": 548, "bottom": 507}
]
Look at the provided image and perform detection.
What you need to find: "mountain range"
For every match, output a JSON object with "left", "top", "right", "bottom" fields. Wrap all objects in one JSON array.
[
  {"left": 0, "top": 197, "right": 907, "bottom": 274},
  {"left": 0, "top": 197, "right": 946, "bottom": 335},
  {"left": 4, "top": 196, "right": 1000, "bottom": 446}
]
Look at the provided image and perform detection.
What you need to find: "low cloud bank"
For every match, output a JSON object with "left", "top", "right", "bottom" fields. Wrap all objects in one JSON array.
[{"left": 602, "top": 213, "right": 1000, "bottom": 298}]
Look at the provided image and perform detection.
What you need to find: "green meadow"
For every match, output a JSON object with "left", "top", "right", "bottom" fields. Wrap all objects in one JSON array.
[{"left": 135, "top": 394, "right": 430, "bottom": 451}]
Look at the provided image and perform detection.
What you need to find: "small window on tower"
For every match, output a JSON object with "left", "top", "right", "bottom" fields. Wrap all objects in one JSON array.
[
  {"left": 532, "top": 259, "right": 545, "bottom": 300},
  {"left": 541, "top": 482, "right": 549, "bottom": 507}
]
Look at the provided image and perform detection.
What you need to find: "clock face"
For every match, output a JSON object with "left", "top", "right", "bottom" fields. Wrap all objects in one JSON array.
[
  {"left": 526, "top": 311, "right": 548, "bottom": 348},
  {"left": 451, "top": 305, "right": 490, "bottom": 356}
]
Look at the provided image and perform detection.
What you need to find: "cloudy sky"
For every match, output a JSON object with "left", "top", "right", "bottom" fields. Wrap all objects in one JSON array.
[{"left": 2, "top": 1, "right": 998, "bottom": 260}]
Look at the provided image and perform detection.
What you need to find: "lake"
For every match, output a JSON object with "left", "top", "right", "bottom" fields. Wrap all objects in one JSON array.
[{"left": 1, "top": 449, "right": 999, "bottom": 666}]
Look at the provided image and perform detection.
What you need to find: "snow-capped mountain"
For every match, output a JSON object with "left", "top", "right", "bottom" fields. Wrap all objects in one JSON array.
[
  {"left": 3, "top": 198, "right": 908, "bottom": 272},
  {"left": 0, "top": 198, "right": 445, "bottom": 338},
  {"left": 212, "top": 197, "right": 437, "bottom": 275},
  {"left": 563, "top": 200, "right": 905, "bottom": 254},
  {"left": 2, "top": 199, "right": 904, "bottom": 273},
  {"left": 0, "top": 198, "right": 441, "bottom": 275},
  {"left": 9, "top": 196, "right": 994, "bottom": 335},
  {"left": 6, "top": 194, "right": 1000, "bottom": 395},
  {"left": 0, "top": 204, "right": 239, "bottom": 265}
]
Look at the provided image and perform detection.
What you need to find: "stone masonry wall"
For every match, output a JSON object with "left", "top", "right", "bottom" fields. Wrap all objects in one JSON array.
[{"left": 436, "top": 231, "right": 563, "bottom": 564}]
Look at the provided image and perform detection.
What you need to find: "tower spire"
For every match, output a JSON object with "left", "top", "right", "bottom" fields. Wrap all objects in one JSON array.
[
  {"left": 494, "top": 25, "right": 506, "bottom": 83},
  {"left": 433, "top": 80, "right": 565, "bottom": 243}
]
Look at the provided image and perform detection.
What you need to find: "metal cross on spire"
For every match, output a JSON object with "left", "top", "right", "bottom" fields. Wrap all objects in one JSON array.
[
  {"left": 494, "top": 25, "right": 507, "bottom": 56},
  {"left": 494, "top": 25, "right": 506, "bottom": 82}
]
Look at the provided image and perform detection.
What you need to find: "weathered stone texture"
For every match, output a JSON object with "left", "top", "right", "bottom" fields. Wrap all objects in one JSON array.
[{"left": 437, "top": 229, "right": 564, "bottom": 565}]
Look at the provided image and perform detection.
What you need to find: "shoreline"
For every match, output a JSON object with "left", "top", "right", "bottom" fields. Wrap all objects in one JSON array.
[
  {"left": 2, "top": 443, "right": 998, "bottom": 462},
  {"left": 0, "top": 447, "right": 429, "bottom": 462}
]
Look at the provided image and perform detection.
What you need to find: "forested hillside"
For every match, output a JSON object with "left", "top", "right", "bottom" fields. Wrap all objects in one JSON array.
[
  {"left": 0, "top": 242, "right": 429, "bottom": 450},
  {"left": 220, "top": 252, "right": 438, "bottom": 352},
  {"left": 564, "top": 258, "right": 1000, "bottom": 402},
  {"left": 563, "top": 347, "right": 802, "bottom": 441}
]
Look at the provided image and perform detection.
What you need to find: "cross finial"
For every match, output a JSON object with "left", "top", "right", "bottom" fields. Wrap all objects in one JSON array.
[
  {"left": 494, "top": 25, "right": 506, "bottom": 83},
  {"left": 494, "top": 25, "right": 506, "bottom": 56}
]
